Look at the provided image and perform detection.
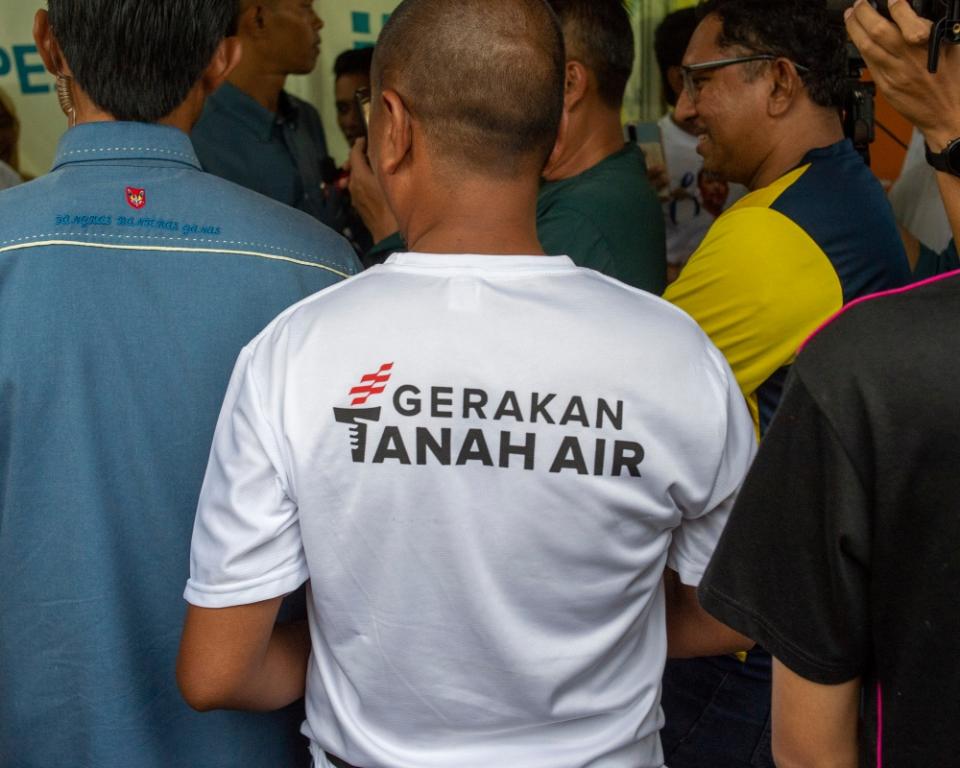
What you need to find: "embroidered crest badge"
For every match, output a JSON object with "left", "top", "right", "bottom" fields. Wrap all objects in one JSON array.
[{"left": 126, "top": 187, "right": 146, "bottom": 209}]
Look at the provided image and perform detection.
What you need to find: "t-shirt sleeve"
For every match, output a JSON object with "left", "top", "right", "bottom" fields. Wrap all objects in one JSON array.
[
  {"left": 184, "top": 345, "right": 308, "bottom": 608},
  {"left": 698, "top": 367, "right": 871, "bottom": 684},
  {"left": 668, "top": 342, "right": 757, "bottom": 587},
  {"left": 663, "top": 207, "right": 844, "bottom": 405}
]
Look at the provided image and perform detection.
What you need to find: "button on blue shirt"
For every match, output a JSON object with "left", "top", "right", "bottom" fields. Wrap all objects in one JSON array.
[{"left": 0, "top": 121, "right": 360, "bottom": 767}]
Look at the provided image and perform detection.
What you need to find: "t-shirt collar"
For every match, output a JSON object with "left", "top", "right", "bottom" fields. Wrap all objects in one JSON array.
[{"left": 385, "top": 252, "right": 575, "bottom": 270}]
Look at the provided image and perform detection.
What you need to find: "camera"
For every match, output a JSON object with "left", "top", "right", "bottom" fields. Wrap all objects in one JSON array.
[
  {"left": 831, "top": 0, "right": 959, "bottom": 163},
  {"left": 830, "top": 0, "right": 960, "bottom": 72},
  {"left": 826, "top": 0, "right": 942, "bottom": 21}
]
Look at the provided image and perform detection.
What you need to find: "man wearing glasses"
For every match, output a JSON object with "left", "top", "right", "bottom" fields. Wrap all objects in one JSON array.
[{"left": 659, "top": 1, "right": 910, "bottom": 766}]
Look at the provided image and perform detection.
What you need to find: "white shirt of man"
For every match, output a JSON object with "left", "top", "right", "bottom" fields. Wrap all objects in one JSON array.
[{"left": 185, "top": 253, "right": 756, "bottom": 768}]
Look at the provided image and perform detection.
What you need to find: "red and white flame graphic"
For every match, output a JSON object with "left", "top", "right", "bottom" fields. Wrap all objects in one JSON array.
[{"left": 349, "top": 363, "right": 394, "bottom": 405}]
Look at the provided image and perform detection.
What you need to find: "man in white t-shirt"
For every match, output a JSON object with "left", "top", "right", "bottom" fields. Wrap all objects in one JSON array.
[{"left": 176, "top": 1, "right": 756, "bottom": 766}]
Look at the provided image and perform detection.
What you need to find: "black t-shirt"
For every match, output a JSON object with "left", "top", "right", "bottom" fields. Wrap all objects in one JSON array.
[{"left": 699, "top": 271, "right": 960, "bottom": 767}]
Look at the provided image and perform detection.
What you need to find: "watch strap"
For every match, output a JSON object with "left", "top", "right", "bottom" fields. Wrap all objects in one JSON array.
[{"left": 925, "top": 137, "right": 960, "bottom": 176}]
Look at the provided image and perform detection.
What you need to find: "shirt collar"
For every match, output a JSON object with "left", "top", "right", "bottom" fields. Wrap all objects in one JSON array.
[
  {"left": 51, "top": 121, "right": 202, "bottom": 171},
  {"left": 385, "top": 253, "right": 575, "bottom": 270},
  {"left": 207, "top": 81, "right": 298, "bottom": 141},
  {"left": 799, "top": 138, "right": 855, "bottom": 166}
]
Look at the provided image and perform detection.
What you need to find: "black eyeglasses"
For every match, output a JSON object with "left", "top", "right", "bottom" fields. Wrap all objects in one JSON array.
[{"left": 681, "top": 54, "right": 810, "bottom": 101}]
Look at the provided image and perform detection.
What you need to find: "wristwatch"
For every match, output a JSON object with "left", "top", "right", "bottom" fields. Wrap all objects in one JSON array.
[{"left": 925, "top": 137, "right": 960, "bottom": 176}]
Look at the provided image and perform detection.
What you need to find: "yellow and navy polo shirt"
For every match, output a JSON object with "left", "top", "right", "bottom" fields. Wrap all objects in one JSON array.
[{"left": 664, "top": 139, "right": 910, "bottom": 436}]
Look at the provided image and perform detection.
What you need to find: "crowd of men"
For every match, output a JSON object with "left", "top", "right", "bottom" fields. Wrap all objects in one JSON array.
[{"left": 0, "top": 0, "right": 957, "bottom": 767}]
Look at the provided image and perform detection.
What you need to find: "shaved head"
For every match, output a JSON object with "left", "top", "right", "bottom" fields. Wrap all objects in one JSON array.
[{"left": 372, "top": 0, "right": 565, "bottom": 177}]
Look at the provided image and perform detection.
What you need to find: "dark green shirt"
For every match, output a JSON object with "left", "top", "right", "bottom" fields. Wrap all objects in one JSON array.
[{"left": 537, "top": 143, "right": 666, "bottom": 294}]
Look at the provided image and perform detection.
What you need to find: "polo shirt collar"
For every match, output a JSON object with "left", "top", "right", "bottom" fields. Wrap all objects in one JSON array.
[{"left": 51, "top": 121, "right": 202, "bottom": 171}]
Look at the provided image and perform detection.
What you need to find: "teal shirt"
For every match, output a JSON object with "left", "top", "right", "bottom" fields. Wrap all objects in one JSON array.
[
  {"left": 537, "top": 144, "right": 666, "bottom": 294},
  {"left": 914, "top": 239, "right": 959, "bottom": 281}
]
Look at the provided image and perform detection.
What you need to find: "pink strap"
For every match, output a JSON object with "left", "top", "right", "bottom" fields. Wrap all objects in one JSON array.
[{"left": 876, "top": 681, "right": 884, "bottom": 768}]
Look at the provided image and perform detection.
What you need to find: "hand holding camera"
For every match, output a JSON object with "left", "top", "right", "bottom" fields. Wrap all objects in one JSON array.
[{"left": 845, "top": 0, "right": 960, "bottom": 151}]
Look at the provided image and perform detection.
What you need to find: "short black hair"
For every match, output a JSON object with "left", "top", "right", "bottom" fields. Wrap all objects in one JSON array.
[
  {"left": 334, "top": 47, "right": 374, "bottom": 80},
  {"left": 654, "top": 8, "right": 698, "bottom": 107},
  {"left": 545, "top": 0, "right": 634, "bottom": 110},
  {"left": 696, "top": 0, "right": 847, "bottom": 109},
  {"left": 373, "top": 0, "right": 564, "bottom": 178},
  {"left": 47, "top": 0, "right": 238, "bottom": 123}
]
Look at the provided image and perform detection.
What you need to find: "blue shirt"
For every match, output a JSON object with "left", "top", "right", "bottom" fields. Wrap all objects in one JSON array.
[
  {"left": 192, "top": 82, "right": 342, "bottom": 229},
  {"left": 0, "top": 121, "right": 359, "bottom": 767}
]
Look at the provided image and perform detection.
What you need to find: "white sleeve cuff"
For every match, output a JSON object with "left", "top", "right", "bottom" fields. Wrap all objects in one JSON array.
[{"left": 183, "top": 562, "right": 309, "bottom": 608}]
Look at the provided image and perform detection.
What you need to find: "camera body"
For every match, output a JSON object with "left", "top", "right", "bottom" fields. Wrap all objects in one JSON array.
[
  {"left": 874, "top": 0, "right": 941, "bottom": 20},
  {"left": 827, "top": 0, "right": 942, "bottom": 20}
]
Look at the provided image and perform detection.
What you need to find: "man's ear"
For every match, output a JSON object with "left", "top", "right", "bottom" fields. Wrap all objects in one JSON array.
[
  {"left": 33, "top": 9, "right": 70, "bottom": 77},
  {"left": 200, "top": 37, "right": 243, "bottom": 95},
  {"left": 767, "top": 59, "right": 802, "bottom": 118},
  {"left": 238, "top": 4, "right": 268, "bottom": 38},
  {"left": 376, "top": 89, "right": 413, "bottom": 177},
  {"left": 563, "top": 60, "right": 590, "bottom": 111}
]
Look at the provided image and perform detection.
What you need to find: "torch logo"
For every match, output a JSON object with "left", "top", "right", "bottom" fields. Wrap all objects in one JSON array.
[{"left": 334, "top": 363, "right": 393, "bottom": 461}]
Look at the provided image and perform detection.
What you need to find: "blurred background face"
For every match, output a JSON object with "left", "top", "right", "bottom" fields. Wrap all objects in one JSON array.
[
  {"left": 335, "top": 70, "right": 370, "bottom": 145},
  {"left": 263, "top": 0, "right": 323, "bottom": 76},
  {"left": 697, "top": 170, "right": 729, "bottom": 215}
]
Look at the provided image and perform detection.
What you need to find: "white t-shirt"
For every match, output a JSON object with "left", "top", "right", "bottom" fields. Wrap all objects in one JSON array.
[
  {"left": 658, "top": 114, "right": 746, "bottom": 266},
  {"left": 185, "top": 253, "right": 756, "bottom": 768}
]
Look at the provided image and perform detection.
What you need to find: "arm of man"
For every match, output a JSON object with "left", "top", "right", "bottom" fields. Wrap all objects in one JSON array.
[
  {"left": 177, "top": 599, "right": 310, "bottom": 712},
  {"left": 663, "top": 341, "right": 757, "bottom": 657},
  {"left": 664, "top": 568, "right": 753, "bottom": 658},
  {"left": 846, "top": 0, "right": 960, "bottom": 243},
  {"left": 178, "top": 342, "right": 312, "bottom": 712},
  {"left": 698, "top": 355, "right": 873, "bottom": 765},
  {"left": 771, "top": 659, "right": 860, "bottom": 768}
]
